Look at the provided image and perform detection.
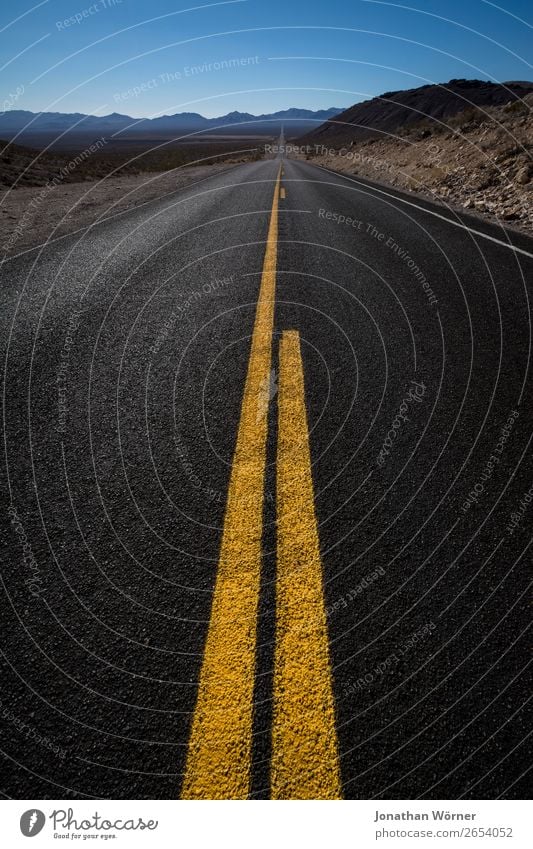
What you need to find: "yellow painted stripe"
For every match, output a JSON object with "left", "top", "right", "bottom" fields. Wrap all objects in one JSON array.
[
  {"left": 280, "top": 187, "right": 286, "bottom": 199},
  {"left": 181, "top": 165, "right": 281, "bottom": 800},
  {"left": 272, "top": 330, "right": 342, "bottom": 799}
]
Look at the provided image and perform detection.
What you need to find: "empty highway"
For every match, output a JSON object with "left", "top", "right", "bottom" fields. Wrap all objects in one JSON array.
[{"left": 1, "top": 155, "right": 531, "bottom": 799}]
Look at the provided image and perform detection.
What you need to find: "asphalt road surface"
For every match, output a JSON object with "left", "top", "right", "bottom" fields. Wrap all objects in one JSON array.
[{"left": 1, "top": 154, "right": 531, "bottom": 799}]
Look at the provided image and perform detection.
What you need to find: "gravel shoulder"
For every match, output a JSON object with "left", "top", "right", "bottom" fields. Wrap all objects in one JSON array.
[
  {"left": 0, "top": 162, "right": 239, "bottom": 256},
  {"left": 294, "top": 97, "right": 533, "bottom": 236}
]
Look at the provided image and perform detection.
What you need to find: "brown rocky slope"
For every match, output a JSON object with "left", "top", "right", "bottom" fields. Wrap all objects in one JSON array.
[
  {"left": 300, "top": 78, "right": 533, "bottom": 146},
  {"left": 296, "top": 85, "right": 533, "bottom": 234}
]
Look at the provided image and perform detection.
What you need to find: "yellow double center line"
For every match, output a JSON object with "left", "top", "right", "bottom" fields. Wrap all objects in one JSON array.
[
  {"left": 182, "top": 166, "right": 341, "bottom": 799},
  {"left": 272, "top": 330, "right": 342, "bottom": 799}
]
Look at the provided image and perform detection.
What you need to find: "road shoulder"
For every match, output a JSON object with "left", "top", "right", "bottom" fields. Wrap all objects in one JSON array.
[{"left": 0, "top": 162, "right": 240, "bottom": 257}]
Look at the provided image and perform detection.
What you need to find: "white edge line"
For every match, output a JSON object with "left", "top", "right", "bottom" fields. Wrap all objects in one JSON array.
[{"left": 313, "top": 163, "right": 533, "bottom": 261}]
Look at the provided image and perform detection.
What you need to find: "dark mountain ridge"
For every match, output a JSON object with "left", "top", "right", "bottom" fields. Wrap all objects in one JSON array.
[{"left": 299, "top": 79, "right": 533, "bottom": 145}]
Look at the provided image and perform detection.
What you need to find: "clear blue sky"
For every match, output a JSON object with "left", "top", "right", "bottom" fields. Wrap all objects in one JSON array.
[{"left": 1, "top": 0, "right": 532, "bottom": 117}]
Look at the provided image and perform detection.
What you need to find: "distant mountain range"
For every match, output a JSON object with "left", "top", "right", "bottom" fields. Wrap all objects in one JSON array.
[
  {"left": 0, "top": 107, "right": 343, "bottom": 140},
  {"left": 5, "top": 78, "right": 532, "bottom": 151},
  {"left": 299, "top": 79, "right": 533, "bottom": 145}
]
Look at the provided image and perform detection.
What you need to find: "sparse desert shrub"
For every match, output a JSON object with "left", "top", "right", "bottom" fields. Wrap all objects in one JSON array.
[
  {"left": 448, "top": 106, "right": 486, "bottom": 129},
  {"left": 504, "top": 99, "right": 529, "bottom": 115}
]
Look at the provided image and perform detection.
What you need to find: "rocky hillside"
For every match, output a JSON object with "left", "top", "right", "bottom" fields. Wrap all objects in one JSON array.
[
  {"left": 300, "top": 79, "right": 533, "bottom": 146},
  {"left": 297, "top": 91, "right": 533, "bottom": 233}
]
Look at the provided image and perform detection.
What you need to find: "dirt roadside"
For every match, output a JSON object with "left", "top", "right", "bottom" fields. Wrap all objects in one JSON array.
[{"left": 0, "top": 162, "right": 240, "bottom": 257}]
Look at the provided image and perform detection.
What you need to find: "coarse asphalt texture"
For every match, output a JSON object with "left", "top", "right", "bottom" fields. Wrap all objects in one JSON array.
[{"left": 1, "top": 153, "right": 531, "bottom": 799}]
